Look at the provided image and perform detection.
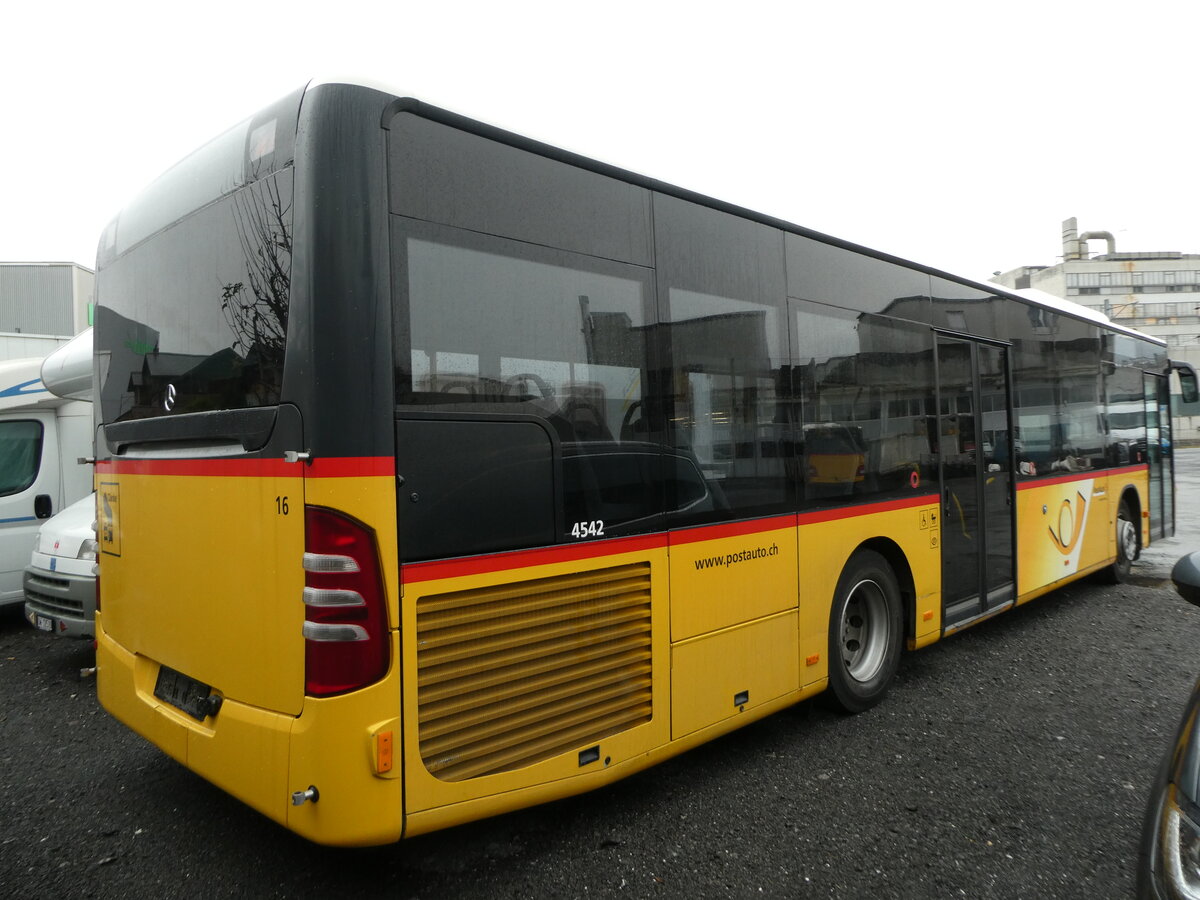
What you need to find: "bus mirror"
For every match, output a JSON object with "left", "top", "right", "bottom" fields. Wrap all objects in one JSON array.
[{"left": 1172, "top": 360, "right": 1200, "bottom": 404}]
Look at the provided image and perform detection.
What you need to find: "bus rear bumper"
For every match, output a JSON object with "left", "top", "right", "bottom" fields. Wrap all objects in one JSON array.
[{"left": 96, "top": 619, "right": 403, "bottom": 846}]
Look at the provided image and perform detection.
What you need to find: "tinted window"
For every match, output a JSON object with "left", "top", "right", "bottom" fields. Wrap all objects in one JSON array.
[
  {"left": 102, "top": 88, "right": 301, "bottom": 262},
  {"left": 95, "top": 171, "right": 293, "bottom": 424},
  {"left": 0, "top": 420, "right": 42, "bottom": 496},
  {"left": 791, "top": 301, "right": 936, "bottom": 504},
  {"left": 1054, "top": 318, "right": 1105, "bottom": 470},
  {"left": 389, "top": 113, "right": 653, "bottom": 267},
  {"left": 787, "top": 234, "right": 932, "bottom": 321},
  {"left": 1105, "top": 335, "right": 1149, "bottom": 467},
  {"left": 928, "top": 278, "right": 1005, "bottom": 336},
  {"left": 654, "top": 196, "right": 790, "bottom": 521},
  {"left": 396, "top": 224, "right": 651, "bottom": 441},
  {"left": 394, "top": 221, "right": 664, "bottom": 547}
]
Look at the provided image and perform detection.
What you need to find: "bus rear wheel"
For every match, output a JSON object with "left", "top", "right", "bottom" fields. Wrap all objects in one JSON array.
[
  {"left": 1100, "top": 497, "right": 1139, "bottom": 583},
  {"left": 823, "top": 549, "right": 903, "bottom": 714}
]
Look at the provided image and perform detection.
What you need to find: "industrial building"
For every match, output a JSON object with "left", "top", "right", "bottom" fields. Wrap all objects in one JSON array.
[
  {"left": 0, "top": 262, "right": 93, "bottom": 359},
  {"left": 992, "top": 218, "right": 1200, "bottom": 439}
]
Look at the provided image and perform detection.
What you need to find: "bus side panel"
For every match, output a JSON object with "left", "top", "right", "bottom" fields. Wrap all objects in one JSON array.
[
  {"left": 1014, "top": 470, "right": 1144, "bottom": 599},
  {"left": 797, "top": 499, "right": 943, "bottom": 655},
  {"left": 670, "top": 610, "right": 799, "bottom": 738},
  {"left": 666, "top": 518, "right": 800, "bottom": 738},
  {"left": 666, "top": 517, "right": 797, "bottom": 641},
  {"left": 400, "top": 545, "right": 669, "bottom": 819}
]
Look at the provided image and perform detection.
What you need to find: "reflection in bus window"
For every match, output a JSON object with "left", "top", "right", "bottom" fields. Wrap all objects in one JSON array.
[{"left": 791, "top": 301, "right": 936, "bottom": 503}]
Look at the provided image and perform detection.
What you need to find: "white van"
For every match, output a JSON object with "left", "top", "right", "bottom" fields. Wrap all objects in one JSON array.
[
  {"left": 0, "top": 336, "right": 93, "bottom": 609},
  {"left": 23, "top": 492, "right": 97, "bottom": 637}
]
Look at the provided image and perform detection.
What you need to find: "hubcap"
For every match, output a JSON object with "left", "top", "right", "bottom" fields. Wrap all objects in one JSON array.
[
  {"left": 1118, "top": 517, "right": 1137, "bottom": 561},
  {"left": 841, "top": 578, "right": 890, "bottom": 682}
]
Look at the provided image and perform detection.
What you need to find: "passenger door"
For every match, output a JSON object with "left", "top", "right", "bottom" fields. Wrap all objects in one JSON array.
[{"left": 936, "top": 337, "right": 1015, "bottom": 629}]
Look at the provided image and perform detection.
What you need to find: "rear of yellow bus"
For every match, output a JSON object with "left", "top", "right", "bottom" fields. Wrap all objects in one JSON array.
[{"left": 94, "top": 82, "right": 405, "bottom": 845}]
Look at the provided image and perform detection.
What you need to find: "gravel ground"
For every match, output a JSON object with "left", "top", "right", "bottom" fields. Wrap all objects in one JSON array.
[{"left": 3, "top": 452, "right": 1200, "bottom": 899}]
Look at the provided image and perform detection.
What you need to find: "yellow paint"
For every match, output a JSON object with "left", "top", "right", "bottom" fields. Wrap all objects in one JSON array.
[
  {"left": 100, "top": 471, "right": 306, "bottom": 715},
  {"left": 797, "top": 503, "right": 943, "bottom": 662},
  {"left": 400, "top": 545, "right": 671, "bottom": 815},
  {"left": 102, "top": 455, "right": 1147, "bottom": 847},
  {"left": 1014, "top": 471, "right": 1147, "bottom": 600},
  {"left": 670, "top": 610, "right": 800, "bottom": 738},
  {"left": 286, "top": 650, "right": 404, "bottom": 846},
  {"left": 668, "top": 523, "right": 797, "bottom": 639}
]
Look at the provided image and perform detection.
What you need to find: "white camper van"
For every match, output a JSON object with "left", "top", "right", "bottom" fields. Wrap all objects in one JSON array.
[
  {"left": 20, "top": 329, "right": 97, "bottom": 635},
  {"left": 0, "top": 340, "right": 93, "bottom": 609}
]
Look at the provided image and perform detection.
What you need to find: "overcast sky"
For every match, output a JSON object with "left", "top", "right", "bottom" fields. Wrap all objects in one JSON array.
[{"left": 4, "top": 1, "right": 1196, "bottom": 284}]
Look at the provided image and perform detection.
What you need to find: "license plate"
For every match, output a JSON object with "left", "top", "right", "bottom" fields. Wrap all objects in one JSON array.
[
  {"left": 34, "top": 615, "right": 53, "bottom": 633},
  {"left": 154, "top": 665, "right": 217, "bottom": 721}
]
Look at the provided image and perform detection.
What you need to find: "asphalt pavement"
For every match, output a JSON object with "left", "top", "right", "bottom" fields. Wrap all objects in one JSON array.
[{"left": 4, "top": 452, "right": 1200, "bottom": 898}]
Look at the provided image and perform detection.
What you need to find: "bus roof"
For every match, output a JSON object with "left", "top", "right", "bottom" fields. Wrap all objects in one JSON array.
[
  {"left": 335, "top": 77, "right": 1168, "bottom": 348},
  {"left": 107, "top": 76, "right": 1167, "bottom": 350}
]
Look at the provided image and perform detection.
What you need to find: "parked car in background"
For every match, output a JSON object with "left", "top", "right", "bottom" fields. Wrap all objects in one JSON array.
[
  {"left": 23, "top": 492, "right": 98, "bottom": 638},
  {"left": 1137, "top": 551, "right": 1200, "bottom": 898}
]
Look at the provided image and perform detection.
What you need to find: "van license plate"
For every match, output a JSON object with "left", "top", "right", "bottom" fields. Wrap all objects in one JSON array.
[
  {"left": 154, "top": 666, "right": 216, "bottom": 721},
  {"left": 34, "top": 615, "right": 53, "bottom": 632}
]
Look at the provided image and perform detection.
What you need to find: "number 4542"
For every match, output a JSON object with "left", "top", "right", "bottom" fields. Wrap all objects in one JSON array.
[{"left": 570, "top": 520, "right": 604, "bottom": 539}]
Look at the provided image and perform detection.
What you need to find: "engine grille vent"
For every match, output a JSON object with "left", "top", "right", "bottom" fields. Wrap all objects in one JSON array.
[{"left": 416, "top": 562, "right": 653, "bottom": 781}]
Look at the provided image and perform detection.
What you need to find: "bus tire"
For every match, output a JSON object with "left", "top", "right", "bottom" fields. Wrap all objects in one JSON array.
[
  {"left": 1099, "top": 496, "right": 1139, "bottom": 584},
  {"left": 822, "top": 549, "right": 903, "bottom": 714}
]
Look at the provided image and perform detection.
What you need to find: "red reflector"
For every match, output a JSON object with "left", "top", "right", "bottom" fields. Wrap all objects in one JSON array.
[{"left": 303, "top": 507, "right": 389, "bottom": 697}]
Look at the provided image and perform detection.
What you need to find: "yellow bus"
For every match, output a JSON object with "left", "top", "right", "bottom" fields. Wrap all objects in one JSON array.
[{"left": 93, "top": 79, "right": 1196, "bottom": 846}]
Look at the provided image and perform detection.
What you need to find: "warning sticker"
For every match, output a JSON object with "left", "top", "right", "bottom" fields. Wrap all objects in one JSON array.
[{"left": 99, "top": 482, "right": 120, "bottom": 557}]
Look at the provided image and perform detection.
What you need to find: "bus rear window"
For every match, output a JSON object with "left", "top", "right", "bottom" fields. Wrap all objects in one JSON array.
[{"left": 95, "top": 171, "right": 293, "bottom": 424}]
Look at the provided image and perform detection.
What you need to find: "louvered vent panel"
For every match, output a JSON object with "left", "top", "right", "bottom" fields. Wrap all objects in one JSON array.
[{"left": 417, "top": 562, "right": 653, "bottom": 781}]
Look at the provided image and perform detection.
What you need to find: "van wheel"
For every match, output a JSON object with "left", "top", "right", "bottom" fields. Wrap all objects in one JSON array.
[
  {"left": 1099, "top": 497, "right": 1139, "bottom": 583},
  {"left": 822, "top": 549, "right": 903, "bottom": 714}
]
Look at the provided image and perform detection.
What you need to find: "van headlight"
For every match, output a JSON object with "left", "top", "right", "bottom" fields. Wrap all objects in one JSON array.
[
  {"left": 78, "top": 539, "right": 98, "bottom": 561},
  {"left": 1164, "top": 786, "right": 1200, "bottom": 898}
]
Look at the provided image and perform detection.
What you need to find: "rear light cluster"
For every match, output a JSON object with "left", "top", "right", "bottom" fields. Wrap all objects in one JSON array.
[{"left": 302, "top": 506, "right": 390, "bottom": 697}]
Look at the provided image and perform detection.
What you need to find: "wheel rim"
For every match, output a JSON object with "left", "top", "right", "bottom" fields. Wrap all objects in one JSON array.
[
  {"left": 840, "top": 578, "right": 890, "bottom": 682},
  {"left": 1118, "top": 516, "right": 1137, "bottom": 562}
]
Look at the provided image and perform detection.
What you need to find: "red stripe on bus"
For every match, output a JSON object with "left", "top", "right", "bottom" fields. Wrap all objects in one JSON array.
[
  {"left": 798, "top": 493, "right": 939, "bottom": 525},
  {"left": 403, "top": 533, "right": 669, "bottom": 583},
  {"left": 668, "top": 515, "right": 797, "bottom": 546},
  {"left": 405, "top": 494, "right": 941, "bottom": 583},
  {"left": 1015, "top": 464, "right": 1147, "bottom": 490},
  {"left": 94, "top": 456, "right": 394, "bottom": 478},
  {"left": 307, "top": 457, "right": 395, "bottom": 477}
]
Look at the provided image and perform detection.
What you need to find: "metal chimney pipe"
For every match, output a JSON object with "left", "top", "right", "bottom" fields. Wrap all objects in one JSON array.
[
  {"left": 1079, "top": 230, "right": 1116, "bottom": 257},
  {"left": 1062, "top": 217, "right": 1081, "bottom": 260}
]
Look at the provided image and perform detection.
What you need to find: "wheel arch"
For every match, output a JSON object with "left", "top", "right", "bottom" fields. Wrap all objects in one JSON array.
[
  {"left": 853, "top": 536, "right": 915, "bottom": 642},
  {"left": 1118, "top": 483, "right": 1142, "bottom": 523},
  {"left": 1113, "top": 482, "right": 1143, "bottom": 551}
]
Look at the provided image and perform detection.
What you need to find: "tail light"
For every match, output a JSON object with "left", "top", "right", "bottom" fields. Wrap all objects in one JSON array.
[
  {"left": 302, "top": 506, "right": 389, "bottom": 697},
  {"left": 856, "top": 463, "right": 866, "bottom": 477}
]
